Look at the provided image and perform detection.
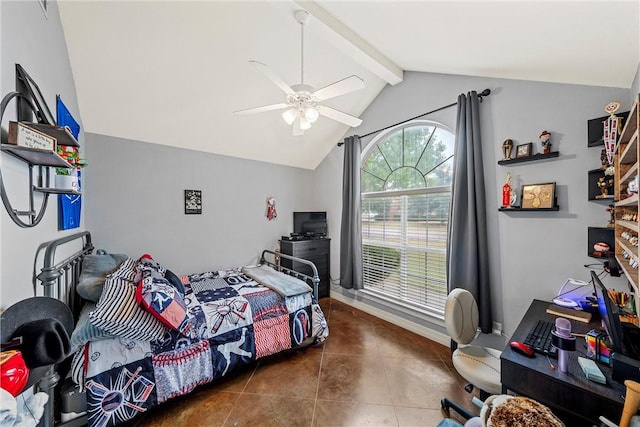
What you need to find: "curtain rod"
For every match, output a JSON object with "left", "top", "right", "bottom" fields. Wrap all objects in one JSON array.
[{"left": 337, "top": 88, "right": 491, "bottom": 146}]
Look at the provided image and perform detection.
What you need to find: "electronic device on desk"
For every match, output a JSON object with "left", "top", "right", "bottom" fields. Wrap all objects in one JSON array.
[
  {"left": 552, "top": 278, "right": 594, "bottom": 310},
  {"left": 523, "top": 319, "right": 558, "bottom": 357},
  {"left": 592, "top": 271, "right": 640, "bottom": 364},
  {"left": 293, "top": 211, "right": 327, "bottom": 237}
]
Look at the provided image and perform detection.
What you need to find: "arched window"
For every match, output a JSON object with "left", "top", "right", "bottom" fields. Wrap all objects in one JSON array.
[{"left": 361, "top": 121, "right": 454, "bottom": 316}]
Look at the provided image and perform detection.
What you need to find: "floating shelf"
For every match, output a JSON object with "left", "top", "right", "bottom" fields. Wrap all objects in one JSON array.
[
  {"left": 34, "top": 187, "right": 81, "bottom": 196},
  {"left": 499, "top": 206, "right": 559, "bottom": 212},
  {"left": 497, "top": 151, "right": 559, "bottom": 165},
  {"left": 587, "top": 168, "right": 614, "bottom": 201},
  {"left": 1, "top": 144, "right": 72, "bottom": 168}
]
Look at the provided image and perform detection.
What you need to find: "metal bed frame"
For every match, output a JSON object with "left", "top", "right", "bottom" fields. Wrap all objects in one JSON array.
[{"left": 29, "top": 231, "right": 320, "bottom": 426}]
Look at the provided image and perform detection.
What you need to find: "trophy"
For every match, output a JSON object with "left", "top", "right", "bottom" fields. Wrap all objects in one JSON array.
[{"left": 502, "top": 139, "right": 514, "bottom": 160}]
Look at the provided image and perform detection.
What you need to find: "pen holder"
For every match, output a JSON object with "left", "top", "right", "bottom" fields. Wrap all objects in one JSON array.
[{"left": 552, "top": 318, "right": 576, "bottom": 373}]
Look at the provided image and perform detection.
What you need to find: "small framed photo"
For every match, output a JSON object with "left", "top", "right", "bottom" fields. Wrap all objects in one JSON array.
[
  {"left": 184, "top": 190, "right": 202, "bottom": 214},
  {"left": 521, "top": 182, "right": 556, "bottom": 209},
  {"left": 516, "top": 142, "right": 533, "bottom": 158}
]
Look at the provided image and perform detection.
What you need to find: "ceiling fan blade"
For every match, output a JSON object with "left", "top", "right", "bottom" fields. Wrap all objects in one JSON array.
[
  {"left": 250, "top": 60, "right": 296, "bottom": 96},
  {"left": 234, "top": 103, "right": 289, "bottom": 115},
  {"left": 317, "top": 106, "right": 363, "bottom": 127},
  {"left": 312, "top": 75, "right": 365, "bottom": 101}
]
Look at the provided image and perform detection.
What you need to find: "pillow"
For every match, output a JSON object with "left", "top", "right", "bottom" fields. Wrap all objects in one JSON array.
[
  {"left": 136, "top": 254, "right": 166, "bottom": 276},
  {"left": 89, "top": 276, "right": 166, "bottom": 342},
  {"left": 164, "top": 269, "right": 185, "bottom": 295},
  {"left": 135, "top": 257, "right": 191, "bottom": 336},
  {"left": 69, "top": 303, "right": 116, "bottom": 350},
  {"left": 76, "top": 251, "right": 130, "bottom": 302}
]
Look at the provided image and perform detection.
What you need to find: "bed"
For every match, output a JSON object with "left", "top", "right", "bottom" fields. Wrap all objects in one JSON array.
[{"left": 29, "top": 231, "right": 329, "bottom": 427}]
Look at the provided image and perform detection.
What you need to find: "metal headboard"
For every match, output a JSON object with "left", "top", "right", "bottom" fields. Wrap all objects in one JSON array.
[
  {"left": 33, "top": 231, "right": 94, "bottom": 319},
  {"left": 259, "top": 249, "right": 320, "bottom": 301},
  {"left": 27, "top": 231, "right": 93, "bottom": 427}
]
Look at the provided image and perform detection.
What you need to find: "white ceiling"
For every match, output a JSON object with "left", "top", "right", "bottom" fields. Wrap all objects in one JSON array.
[{"left": 58, "top": 0, "right": 640, "bottom": 170}]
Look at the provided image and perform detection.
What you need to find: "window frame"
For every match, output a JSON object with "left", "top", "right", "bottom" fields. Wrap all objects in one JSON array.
[{"left": 360, "top": 120, "right": 454, "bottom": 320}]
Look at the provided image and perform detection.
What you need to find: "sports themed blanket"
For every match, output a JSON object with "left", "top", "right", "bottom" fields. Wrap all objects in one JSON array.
[{"left": 75, "top": 268, "right": 328, "bottom": 427}]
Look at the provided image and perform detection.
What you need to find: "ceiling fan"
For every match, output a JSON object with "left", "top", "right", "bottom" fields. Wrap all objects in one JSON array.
[{"left": 234, "top": 10, "right": 365, "bottom": 136}]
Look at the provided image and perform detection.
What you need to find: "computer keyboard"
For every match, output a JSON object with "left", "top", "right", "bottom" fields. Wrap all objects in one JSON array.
[{"left": 524, "top": 319, "right": 558, "bottom": 357}]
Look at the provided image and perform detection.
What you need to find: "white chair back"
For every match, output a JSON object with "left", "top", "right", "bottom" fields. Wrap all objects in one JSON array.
[{"left": 444, "top": 288, "right": 479, "bottom": 345}]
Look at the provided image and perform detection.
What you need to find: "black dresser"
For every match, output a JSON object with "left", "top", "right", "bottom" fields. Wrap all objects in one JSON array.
[{"left": 279, "top": 238, "right": 330, "bottom": 298}]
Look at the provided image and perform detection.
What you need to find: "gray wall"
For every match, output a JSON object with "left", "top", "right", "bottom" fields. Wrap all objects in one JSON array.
[
  {"left": 315, "top": 71, "right": 633, "bottom": 337},
  {"left": 84, "top": 134, "right": 314, "bottom": 274},
  {"left": 632, "top": 61, "right": 640, "bottom": 105},
  {"left": 0, "top": 1, "right": 84, "bottom": 309}
]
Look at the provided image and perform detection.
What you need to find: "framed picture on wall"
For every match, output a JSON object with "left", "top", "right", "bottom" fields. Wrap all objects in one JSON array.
[
  {"left": 516, "top": 142, "right": 533, "bottom": 158},
  {"left": 521, "top": 182, "right": 555, "bottom": 209},
  {"left": 184, "top": 190, "right": 202, "bottom": 214}
]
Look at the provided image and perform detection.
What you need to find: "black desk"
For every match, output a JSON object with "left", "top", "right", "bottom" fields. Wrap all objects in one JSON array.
[{"left": 501, "top": 299, "right": 626, "bottom": 425}]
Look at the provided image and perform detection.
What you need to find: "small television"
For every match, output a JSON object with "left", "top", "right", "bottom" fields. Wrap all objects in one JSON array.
[{"left": 293, "top": 211, "right": 327, "bottom": 236}]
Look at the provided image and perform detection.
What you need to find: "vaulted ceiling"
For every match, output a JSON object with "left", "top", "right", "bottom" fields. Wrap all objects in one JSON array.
[{"left": 58, "top": 1, "right": 640, "bottom": 170}]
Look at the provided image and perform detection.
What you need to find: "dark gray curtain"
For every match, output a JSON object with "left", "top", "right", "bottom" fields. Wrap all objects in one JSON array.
[
  {"left": 340, "top": 135, "right": 363, "bottom": 289},
  {"left": 447, "top": 91, "right": 493, "bottom": 333}
]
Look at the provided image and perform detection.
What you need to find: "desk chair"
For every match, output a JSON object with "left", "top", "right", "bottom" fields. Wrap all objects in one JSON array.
[
  {"left": 441, "top": 288, "right": 501, "bottom": 418},
  {"left": 600, "top": 380, "right": 640, "bottom": 427}
]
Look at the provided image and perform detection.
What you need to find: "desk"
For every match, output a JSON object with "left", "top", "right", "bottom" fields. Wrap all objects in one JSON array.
[{"left": 501, "top": 299, "right": 626, "bottom": 425}]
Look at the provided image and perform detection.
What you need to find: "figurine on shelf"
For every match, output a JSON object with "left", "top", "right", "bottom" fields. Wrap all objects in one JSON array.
[
  {"left": 539, "top": 130, "right": 551, "bottom": 154},
  {"left": 600, "top": 148, "right": 610, "bottom": 169},
  {"left": 628, "top": 175, "right": 639, "bottom": 196},
  {"left": 501, "top": 139, "right": 514, "bottom": 160},
  {"left": 606, "top": 204, "right": 615, "bottom": 228},
  {"left": 596, "top": 176, "right": 614, "bottom": 199}
]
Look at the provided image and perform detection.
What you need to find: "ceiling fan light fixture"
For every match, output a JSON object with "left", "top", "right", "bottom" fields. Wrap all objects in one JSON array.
[
  {"left": 282, "top": 108, "right": 298, "bottom": 125},
  {"left": 299, "top": 115, "right": 312, "bottom": 130},
  {"left": 235, "top": 9, "right": 365, "bottom": 135},
  {"left": 304, "top": 106, "right": 319, "bottom": 123}
]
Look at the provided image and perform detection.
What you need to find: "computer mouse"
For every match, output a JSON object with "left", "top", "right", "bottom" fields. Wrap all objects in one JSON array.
[{"left": 509, "top": 341, "right": 535, "bottom": 357}]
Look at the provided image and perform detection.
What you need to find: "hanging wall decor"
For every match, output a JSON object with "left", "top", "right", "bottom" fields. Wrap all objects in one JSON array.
[
  {"left": 603, "top": 101, "right": 621, "bottom": 167},
  {"left": 57, "top": 96, "right": 82, "bottom": 230},
  {"left": 184, "top": 190, "right": 202, "bottom": 214},
  {"left": 266, "top": 197, "right": 277, "bottom": 221}
]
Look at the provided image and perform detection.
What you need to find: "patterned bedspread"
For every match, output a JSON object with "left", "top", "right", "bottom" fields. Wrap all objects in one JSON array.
[{"left": 76, "top": 268, "right": 328, "bottom": 427}]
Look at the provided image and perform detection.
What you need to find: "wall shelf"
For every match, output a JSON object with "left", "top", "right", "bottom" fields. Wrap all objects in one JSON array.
[
  {"left": 34, "top": 186, "right": 81, "bottom": 195},
  {"left": 499, "top": 206, "right": 559, "bottom": 212},
  {"left": 1, "top": 144, "right": 72, "bottom": 168},
  {"left": 587, "top": 227, "right": 615, "bottom": 258},
  {"left": 0, "top": 143, "right": 77, "bottom": 228},
  {"left": 497, "top": 151, "right": 559, "bottom": 165},
  {"left": 587, "top": 168, "right": 614, "bottom": 201},
  {"left": 613, "top": 93, "right": 640, "bottom": 326}
]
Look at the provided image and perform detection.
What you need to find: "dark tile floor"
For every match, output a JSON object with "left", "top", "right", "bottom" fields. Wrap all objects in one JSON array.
[{"left": 134, "top": 298, "right": 476, "bottom": 426}]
